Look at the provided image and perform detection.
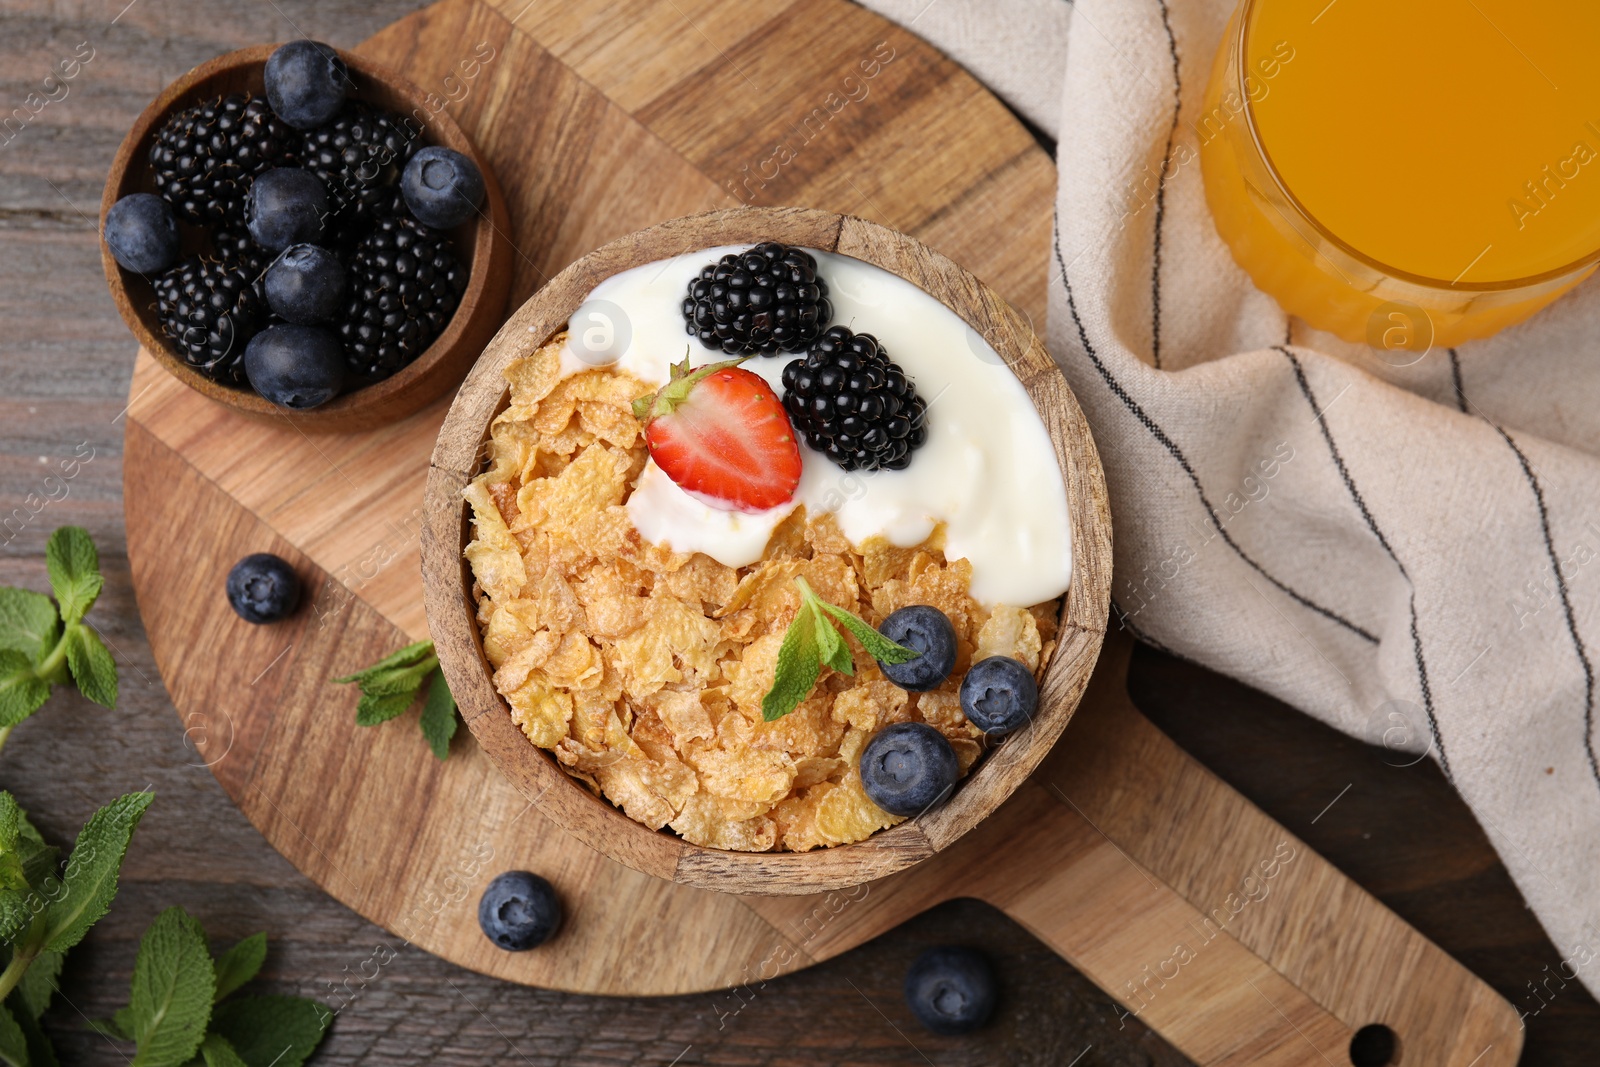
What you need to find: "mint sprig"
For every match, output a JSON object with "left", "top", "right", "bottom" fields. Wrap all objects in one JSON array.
[
  {"left": 94, "top": 915, "right": 331, "bottom": 1067},
  {"left": 334, "top": 640, "right": 459, "bottom": 760},
  {"left": 761, "top": 578, "right": 920, "bottom": 721},
  {"left": 0, "top": 527, "right": 117, "bottom": 753}
]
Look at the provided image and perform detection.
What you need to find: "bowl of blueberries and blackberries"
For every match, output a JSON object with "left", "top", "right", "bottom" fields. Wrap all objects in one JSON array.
[{"left": 100, "top": 40, "right": 511, "bottom": 432}]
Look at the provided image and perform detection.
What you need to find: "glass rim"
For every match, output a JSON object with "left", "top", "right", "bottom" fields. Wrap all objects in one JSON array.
[{"left": 1234, "top": 0, "right": 1600, "bottom": 294}]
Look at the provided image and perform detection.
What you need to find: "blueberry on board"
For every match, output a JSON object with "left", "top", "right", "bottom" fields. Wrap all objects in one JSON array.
[
  {"left": 244, "top": 324, "right": 345, "bottom": 409},
  {"left": 226, "top": 553, "right": 300, "bottom": 623},
  {"left": 104, "top": 193, "right": 179, "bottom": 274},
  {"left": 263, "top": 40, "right": 348, "bottom": 130},
  {"left": 959, "top": 656, "right": 1038, "bottom": 738},
  {"left": 904, "top": 946, "right": 997, "bottom": 1035},
  {"left": 401, "top": 146, "right": 486, "bottom": 229},
  {"left": 478, "top": 871, "right": 561, "bottom": 951},
  {"left": 245, "top": 167, "right": 328, "bottom": 251},
  {"left": 264, "top": 244, "right": 346, "bottom": 324},
  {"left": 877, "top": 605, "right": 956, "bottom": 691},
  {"left": 860, "top": 722, "right": 959, "bottom": 817}
]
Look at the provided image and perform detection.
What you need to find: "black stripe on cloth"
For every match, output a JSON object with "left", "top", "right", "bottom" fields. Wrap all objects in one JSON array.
[
  {"left": 1448, "top": 348, "right": 1468, "bottom": 413},
  {"left": 1490, "top": 424, "right": 1600, "bottom": 790},
  {"left": 1051, "top": 215, "right": 1380, "bottom": 644},
  {"left": 1112, "top": 599, "right": 1177, "bottom": 656},
  {"left": 1150, "top": 0, "right": 1181, "bottom": 370},
  {"left": 1278, "top": 346, "right": 1450, "bottom": 780}
]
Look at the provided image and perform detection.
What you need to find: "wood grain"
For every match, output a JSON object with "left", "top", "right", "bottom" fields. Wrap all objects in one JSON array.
[
  {"left": 422, "top": 206, "right": 1113, "bottom": 896},
  {"left": 100, "top": 43, "right": 513, "bottom": 432},
  {"left": 4, "top": 0, "right": 1595, "bottom": 1063}
]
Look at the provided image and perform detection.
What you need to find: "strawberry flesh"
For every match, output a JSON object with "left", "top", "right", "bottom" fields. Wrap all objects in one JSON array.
[{"left": 635, "top": 357, "right": 802, "bottom": 512}]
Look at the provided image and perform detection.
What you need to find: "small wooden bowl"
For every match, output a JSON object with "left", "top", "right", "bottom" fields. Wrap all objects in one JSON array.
[
  {"left": 100, "top": 44, "right": 512, "bottom": 433},
  {"left": 422, "top": 207, "right": 1112, "bottom": 895}
]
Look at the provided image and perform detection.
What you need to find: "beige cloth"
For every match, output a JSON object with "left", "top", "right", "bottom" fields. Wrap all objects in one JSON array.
[{"left": 863, "top": 0, "right": 1600, "bottom": 998}]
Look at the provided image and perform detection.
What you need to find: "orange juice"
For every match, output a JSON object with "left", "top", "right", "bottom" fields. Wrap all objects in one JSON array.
[{"left": 1200, "top": 0, "right": 1600, "bottom": 350}]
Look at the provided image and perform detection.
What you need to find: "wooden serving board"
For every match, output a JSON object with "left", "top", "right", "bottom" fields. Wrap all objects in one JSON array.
[{"left": 122, "top": 0, "right": 1524, "bottom": 1062}]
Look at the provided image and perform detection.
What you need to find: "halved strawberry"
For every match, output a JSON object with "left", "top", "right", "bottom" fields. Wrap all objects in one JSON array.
[{"left": 632, "top": 355, "right": 802, "bottom": 513}]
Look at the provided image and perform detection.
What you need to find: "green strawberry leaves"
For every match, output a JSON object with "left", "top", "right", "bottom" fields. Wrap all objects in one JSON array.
[
  {"left": 762, "top": 578, "right": 919, "bottom": 721},
  {"left": 336, "top": 641, "right": 459, "bottom": 759}
]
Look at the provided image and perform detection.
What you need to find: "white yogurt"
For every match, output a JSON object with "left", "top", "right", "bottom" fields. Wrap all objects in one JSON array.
[{"left": 552, "top": 247, "right": 1073, "bottom": 607}]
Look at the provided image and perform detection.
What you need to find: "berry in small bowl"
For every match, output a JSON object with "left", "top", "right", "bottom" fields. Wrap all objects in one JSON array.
[{"left": 100, "top": 40, "right": 509, "bottom": 431}]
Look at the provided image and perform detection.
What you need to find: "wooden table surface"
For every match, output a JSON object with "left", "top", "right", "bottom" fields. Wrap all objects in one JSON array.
[{"left": 1, "top": 1, "right": 1595, "bottom": 1063}]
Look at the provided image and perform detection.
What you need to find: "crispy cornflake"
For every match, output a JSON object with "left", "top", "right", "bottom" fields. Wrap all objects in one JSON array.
[
  {"left": 976, "top": 604, "right": 1043, "bottom": 672},
  {"left": 464, "top": 344, "right": 1062, "bottom": 851}
]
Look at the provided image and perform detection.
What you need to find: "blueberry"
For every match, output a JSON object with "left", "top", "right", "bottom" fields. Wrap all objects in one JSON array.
[
  {"left": 263, "top": 244, "right": 345, "bottom": 324},
  {"left": 226, "top": 553, "right": 300, "bottom": 623},
  {"left": 959, "top": 656, "right": 1038, "bottom": 737},
  {"left": 904, "top": 946, "right": 997, "bottom": 1035},
  {"left": 264, "top": 40, "right": 348, "bottom": 130},
  {"left": 245, "top": 168, "right": 327, "bottom": 251},
  {"left": 400, "top": 146, "right": 486, "bottom": 229},
  {"left": 244, "top": 324, "right": 345, "bottom": 409},
  {"left": 478, "top": 870, "right": 561, "bottom": 951},
  {"left": 860, "top": 722, "right": 959, "bottom": 817},
  {"left": 877, "top": 605, "right": 956, "bottom": 691},
  {"left": 104, "top": 193, "right": 179, "bottom": 274}
]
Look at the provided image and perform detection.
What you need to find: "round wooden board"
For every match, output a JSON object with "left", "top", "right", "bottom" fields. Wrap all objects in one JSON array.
[{"left": 123, "top": 0, "right": 1056, "bottom": 995}]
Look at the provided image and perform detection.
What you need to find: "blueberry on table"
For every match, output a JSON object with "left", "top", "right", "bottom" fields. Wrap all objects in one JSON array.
[
  {"left": 904, "top": 946, "right": 997, "bottom": 1035},
  {"left": 264, "top": 244, "right": 346, "bottom": 325},
  {"left": 104, "top": 193, "right": 179, "bottom": 274},
  {"left": 479, "top": 871, "right": 561, "bottom": 951},
  {"left": 264, "top": 39, "right": 348, "bottom": 130},
  {"left": 245, "top": 167, "right": 328, "bottom": 251},
  {"left": 860, "top": 722, "right": 959, "bottom": 817},
  {"left": 876, "top": 605, "right": 956, "bottom": 691},
  {"left": 401, "top": 146, "right": 486, "bottom": 230},
  {"left": 244, "top": 324, "right": 345, "bottom": 410},
  {"left": 959, "top": 655, "right": 1038, "bottom": 738},
  {"left": 226, "top": 553, "right": 300, "bottom": 623}
]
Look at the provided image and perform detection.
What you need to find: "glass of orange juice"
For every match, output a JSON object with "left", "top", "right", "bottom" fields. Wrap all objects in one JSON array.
[{"left": 1200, "top": 0, "right": 1600, "bottom": 353}]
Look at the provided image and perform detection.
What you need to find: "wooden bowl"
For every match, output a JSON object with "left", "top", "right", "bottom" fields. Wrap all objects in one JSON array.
[
  {"left": 100, "top": 44, "right": 512, "bottom": 433},
  {"left": 421, "top": 207, "right": 1112, "bottom": 895}
]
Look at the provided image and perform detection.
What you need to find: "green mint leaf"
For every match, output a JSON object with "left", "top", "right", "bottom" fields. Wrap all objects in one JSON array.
[
  {"left": 762, "top": 605, "right": 821, "bottom": 722},
  {"left": 6, "top": 999, "right": 56, "bottom": 1067},
  {"left": 0, "top": 654, "right": 49, "bottom": 730},
  {"left": 355, "top": 690, "right": 415, "bottom": 727},
  {"left": 41, "top": 791, "right": 153, "bottom": 954},
  {"left": 811, "top": 603, "right": 855, "bottom": 677},
  {"left": 0, "top": 894, "right": 29, "bottom": 946},
  {"left": 0, "top": 796, "right": 24, "bottom": 892},
  {"left": 199, "top": 1034, "right": 248, "bottom": 1067},
  {"left": 419, "top": 666, "right": 457, "bottom": 760},
  {"left": 211, "top": 934, "right": 266, "bottom": 1003},
  {"left": 351, "top": 657, "right": 436, "bottom": 697},
  {"left": 127, "top": 907, "right": 214, "bottom": 1067},
  {"left": 0, "top": 592, "right": 58, "bottom": 665},
  {"left": 0, "top": 1001, "right": 29, "bottom": 1067},
  {"left": 332, "top": 640, "right": 435, "bottom": 685},
  {"left": 45, "top": 528, "right": 102, "bottom": 626},
  {"left": 13, "top": 951, "right": 61, "bottom": 1021},
  {"left": 64, "top": 626, "right": 117, "bottom": 709},
  {"left": 210, "top": 995, "right": 330, "bottom": 1067},
  {"left": 88, "top": 1007, "right": 136, "bottom": 1041},
  {"left": 812, "top": 600, "right": 919, "bottom": 665}
]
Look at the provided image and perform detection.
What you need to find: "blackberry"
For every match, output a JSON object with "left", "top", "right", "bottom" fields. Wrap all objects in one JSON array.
[
  {"left": 781, "top": 326, "right": 928, "bottom": 472},
  {"left": 151, "top": 255, "right": 266, "bottom": 385},
  {"left": 210, "top": 227, "right": 270, "bottom": 278},
  {"left": 337, "top": 215, "right": 466, "bottom": 379},
  {"left": 148, "top": 93, "right": 297, "bottom": 226},
  {"left": 682, "top": 242, "right": 831, "bottom": 356},
  {"left": 299, "top": 104, "right": 421, "bottom": 244}
]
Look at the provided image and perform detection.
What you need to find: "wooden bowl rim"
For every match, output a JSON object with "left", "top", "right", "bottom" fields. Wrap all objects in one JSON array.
[
  {"left": 421, "top": 206, "right": 1112, "bottom": 895},
  {"left": 99, "top": 42, "right": 508, "bottom": 431}
]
